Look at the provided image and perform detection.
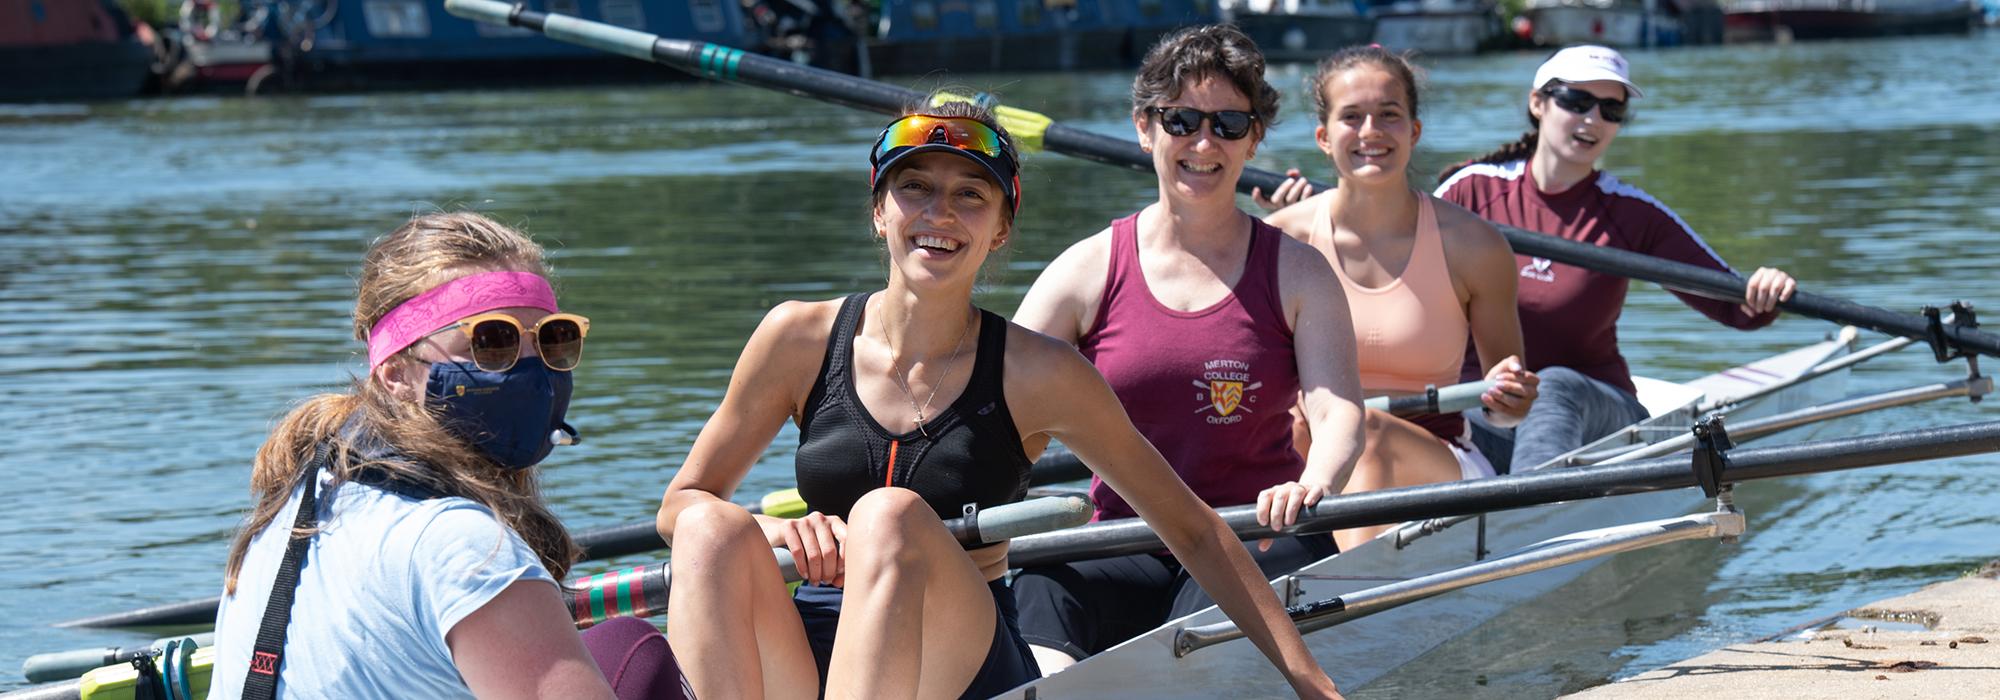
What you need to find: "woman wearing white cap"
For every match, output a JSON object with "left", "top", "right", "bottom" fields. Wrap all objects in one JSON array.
[{"left": 1433, "top": 45, "right": 1799, "bottom": 473}]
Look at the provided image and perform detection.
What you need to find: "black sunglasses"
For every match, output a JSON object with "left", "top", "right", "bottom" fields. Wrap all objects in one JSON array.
[
  {"left": 1147, "top": 106, "right": 1260, "bottom": 140},
  {"left": 1541, "top": 84, "right": 1629, "bottom": 124}
]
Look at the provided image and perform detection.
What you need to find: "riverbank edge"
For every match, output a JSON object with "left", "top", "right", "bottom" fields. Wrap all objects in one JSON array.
[{"left": 1564, "top": 560, "right": 2000, "bottom": 699}]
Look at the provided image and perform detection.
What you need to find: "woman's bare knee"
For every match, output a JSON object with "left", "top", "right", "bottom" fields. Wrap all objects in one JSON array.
[
  {"left": 671, "top": 500, "right": 761, "bottom": 558},
  {"left": 845, "top": 488, "right": 940, "bottom": 571}
]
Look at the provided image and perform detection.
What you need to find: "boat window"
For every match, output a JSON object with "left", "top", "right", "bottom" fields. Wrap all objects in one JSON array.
[
  {"left": 910, "top": 0, "right": 938, "bottom": 30},
  {"left": 691, "top": 0, "right": 728, "bottom": 32},
  {"left": 363, "top": 0, "right": 431, "bottom": 38},
  {"left": 600, "top": 0, "right": 649, "bottom": 29}
]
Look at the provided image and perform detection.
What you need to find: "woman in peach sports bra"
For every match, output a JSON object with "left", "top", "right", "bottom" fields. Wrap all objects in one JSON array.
[{"left": 1266, "top": 45, "right": 1540, "bottom": 551}]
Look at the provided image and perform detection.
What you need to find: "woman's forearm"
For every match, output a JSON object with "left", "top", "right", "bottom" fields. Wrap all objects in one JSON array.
[{"left": 1164, "top": 511, "right": 1335, "bottom": 693}]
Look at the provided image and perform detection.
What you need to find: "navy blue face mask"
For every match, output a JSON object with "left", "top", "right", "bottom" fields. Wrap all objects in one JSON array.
[{"left": 425, "top": 357, "right": 576, "bottom": 470}]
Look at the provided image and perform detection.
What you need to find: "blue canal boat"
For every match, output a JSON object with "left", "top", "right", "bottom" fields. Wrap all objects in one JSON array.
[
  {"left": 239, "top": 0, "right": 760, "bottom": 89},
  {"left": 806, "top": 0, "right": 1218, "bottom": 75},
  {"left": 192, "top": 0, "right": 1213, "bottom": 90}
]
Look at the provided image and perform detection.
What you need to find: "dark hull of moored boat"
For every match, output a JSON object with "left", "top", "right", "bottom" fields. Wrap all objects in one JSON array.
[
  {"left": 0, "top": 40, "right": 153, "bottom": 102},
  {"left": 1724, "top": 0, "right": 1978, "bottom": 40},
  {"left": 231, "top": 0, "right": 757, "bottom": 91},
  {"left": 1229, "top": 12, "right": 1377, "bottom": 63}
]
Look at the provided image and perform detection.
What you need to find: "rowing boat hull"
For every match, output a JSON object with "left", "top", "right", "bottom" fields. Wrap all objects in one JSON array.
[{"left": 995, "top": 333, "right": 1854, "bottom": 697}]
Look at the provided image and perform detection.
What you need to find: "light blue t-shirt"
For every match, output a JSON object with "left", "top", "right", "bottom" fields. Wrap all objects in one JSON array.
[{"left": 209, "top": 469, "right": 556, "bottom": 699}]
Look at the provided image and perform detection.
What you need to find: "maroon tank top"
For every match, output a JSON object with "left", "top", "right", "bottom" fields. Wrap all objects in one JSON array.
[{"left": 1080, "top": 212, "right": 1304, "bottom": 522}]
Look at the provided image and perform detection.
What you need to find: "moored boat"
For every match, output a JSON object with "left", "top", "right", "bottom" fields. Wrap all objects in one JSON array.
[
  {"left": 0, "top": 0, "right": 154, "bottom": 102},
  {"left": 1224, "top": 0, "right": 1378, "bottom": 63},
  {"left": 1522, "top": 0, "right": 1725, "bottom": 46},
  {"left": 997, "top": 331, "right": 1862, "bottom": 697},
  {"left": 1722, "top": 0, "right": 1979, "bottom": 41},
  {"left": 276, "top": 0, "right": 763, "bottom": 89},
  {"left": 1370, "top": 0, "right": 1502, "bottom": 54},
  {"left": 843, "top": 0, "right": 1216, "bottom": 75}
]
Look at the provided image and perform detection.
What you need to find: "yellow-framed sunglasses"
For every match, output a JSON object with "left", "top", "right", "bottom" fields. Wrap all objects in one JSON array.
[{"left": 427, "top": 312, "right": 591, "bottom": 372}]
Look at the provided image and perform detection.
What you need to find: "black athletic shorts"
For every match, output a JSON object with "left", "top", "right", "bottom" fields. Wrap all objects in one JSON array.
[
  {"left": 1011, "top": 534, "right": 1339, "bottom": 660},
  {"left": 793, "top": 577, "right": 1040, "bottom": 698}
]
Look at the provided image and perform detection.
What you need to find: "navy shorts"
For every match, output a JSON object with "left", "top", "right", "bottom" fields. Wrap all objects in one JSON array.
[
  {"left": 1012, "top": 534, "right": 1338, "bottom": 660},
  {"left": 793, "top": 578, "right": 1041, "bottom": 699}
]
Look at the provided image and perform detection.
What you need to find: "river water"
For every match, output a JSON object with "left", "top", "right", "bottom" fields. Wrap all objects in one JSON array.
[{"left": 3, "top": 33, "right": 1998, "bottom": 696}]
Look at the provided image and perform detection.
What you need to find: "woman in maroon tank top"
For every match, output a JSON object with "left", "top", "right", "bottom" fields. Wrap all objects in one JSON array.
[
  {"left": 1263, "top": 46, "right": 1542, "bottom": 550},
  {"left": 1011, "top": 25, "right": 1367, "bottom": 676},
  {"left": 655, "top": 100, "right": 1340, "bottom": 698}
]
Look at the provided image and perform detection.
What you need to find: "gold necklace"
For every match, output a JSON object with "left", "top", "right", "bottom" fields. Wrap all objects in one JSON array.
[{"left": 877, "top": 302, "right": 976, "bottom": 439}]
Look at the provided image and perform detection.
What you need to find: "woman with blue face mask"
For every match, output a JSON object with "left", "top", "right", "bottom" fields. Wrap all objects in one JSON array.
[{"left": 209, "top": 212, "right": 686, "bottom": 700}]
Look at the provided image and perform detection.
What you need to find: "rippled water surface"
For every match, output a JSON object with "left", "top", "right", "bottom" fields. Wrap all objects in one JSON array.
[{"left": 3, "top": 33, "right": 1998, "bottom": 696}]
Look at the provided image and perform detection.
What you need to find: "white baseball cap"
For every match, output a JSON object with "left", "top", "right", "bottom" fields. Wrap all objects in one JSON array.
[{"left": 1532, "top": 45, "right": 1643, "bottom": 99}]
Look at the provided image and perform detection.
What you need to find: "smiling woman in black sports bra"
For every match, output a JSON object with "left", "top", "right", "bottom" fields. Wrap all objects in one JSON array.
[{"left": 655, "top": 100, "right": 1342, "bottom": 699}]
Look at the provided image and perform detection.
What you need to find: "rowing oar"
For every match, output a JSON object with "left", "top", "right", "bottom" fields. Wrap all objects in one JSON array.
[
  {"left": 1005, "top": 419, "right": 2000, "bottom": 569},
  {"left": 50, "top": 460, "right": 1089, "bottom": 631},
  {"left": 19, "top": 633, "right": 216, "bottom": 685},
  {"left": 443, "top": 0, "right": 2000, "bottom": 361},
  {"left": 566, "top": 495, "right": 1092, "bottom": 628}
]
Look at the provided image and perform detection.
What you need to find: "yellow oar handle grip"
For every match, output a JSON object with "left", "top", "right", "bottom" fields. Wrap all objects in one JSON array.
[
  {"left": 929, "top": 91, "right": 1053, "bottom": 153},
  {"left": 760, "top": 487, "right": 809, "bottom": 519}
]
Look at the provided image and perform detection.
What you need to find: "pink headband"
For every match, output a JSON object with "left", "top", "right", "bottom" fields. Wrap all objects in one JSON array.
[{"left": 366, "top": 270, "right": 558, "bottom": 371}]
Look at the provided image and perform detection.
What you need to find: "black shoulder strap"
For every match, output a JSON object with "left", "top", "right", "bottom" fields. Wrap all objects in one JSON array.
[{"left": 241, "top": 441, "right": 332, "bottom": 700}]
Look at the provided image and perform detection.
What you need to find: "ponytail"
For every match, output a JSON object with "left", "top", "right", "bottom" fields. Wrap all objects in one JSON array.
[{"left": 1439, "top": 130, "right": 1539, "bottom": 184}]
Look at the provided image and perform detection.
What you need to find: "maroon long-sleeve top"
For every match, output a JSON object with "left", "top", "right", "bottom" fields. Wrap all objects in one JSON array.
[{"left": 1436, "top": 159, "right": 1777, "bottom": 395}]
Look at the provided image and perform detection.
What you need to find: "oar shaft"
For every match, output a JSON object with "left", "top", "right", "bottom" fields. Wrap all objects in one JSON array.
[
  {"left": 1006, "top": 419, "right": 2000, "bottom": 568},
  {"left": 568, "top": 495, "right": 1090, "bottom": 626},
  {"left": 449, "top": 0, "right": 2000, "bottom": 357}
]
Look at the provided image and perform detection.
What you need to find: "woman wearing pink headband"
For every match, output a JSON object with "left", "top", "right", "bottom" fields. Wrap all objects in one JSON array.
[
  {"left": 210, "top": 213, "right": 685, "bottom": 699},
  {"left": 656, "top": 100, "right": 1339, "bottom": 698}
]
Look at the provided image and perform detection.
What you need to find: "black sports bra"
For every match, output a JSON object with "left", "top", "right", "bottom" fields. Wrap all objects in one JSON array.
[{"left": 794, "top": 293, "right": 1032, "bottom": 528}]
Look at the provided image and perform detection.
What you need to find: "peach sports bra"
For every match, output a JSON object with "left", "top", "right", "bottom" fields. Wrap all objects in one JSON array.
[{"left": 1310, "top": 193, "right": 1469, "bottom": 395}]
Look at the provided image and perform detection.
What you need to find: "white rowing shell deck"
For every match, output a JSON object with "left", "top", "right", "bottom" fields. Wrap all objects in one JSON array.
[{"left": 997, "top": 333, "right": 1856, "bottom": 699}]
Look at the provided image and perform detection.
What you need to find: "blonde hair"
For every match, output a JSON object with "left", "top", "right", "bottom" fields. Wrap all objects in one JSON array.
[{"left": 223, "top": 212, "right": 580, "bottom": 594}]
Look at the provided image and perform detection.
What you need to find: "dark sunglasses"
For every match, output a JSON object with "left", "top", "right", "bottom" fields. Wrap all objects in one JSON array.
[
  {"left": 429, "top": 312, "right": 590, "bottom": 372},
  {"left": 1541, "top": 84, "right": 1629, "bottom": 124},
  {"left": 1146, "top": 106, "right": 1260, "bottom": 140}
]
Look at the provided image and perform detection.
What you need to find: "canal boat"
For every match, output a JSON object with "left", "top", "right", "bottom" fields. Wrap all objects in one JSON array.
[
  {"left": 0, "top": 0, "right": 154, "bottom": 101},
  {"left": 839, "top": 0, "right": 1215, "bottom": 76},
  {"left": 1721, "top": 0, "right": 1979, "bottom": 41},
  {"left": 1223, "top": 0, "right": 1377, "bottom": 64},
  {"left": 1520, "top": 0, "right": 1726, "bottom": 46},
  {"left": 274, "top": 0, "right": 763, "bottom": 89},
  {"left": 996, "top": 330, "right": 1869, "bottom": 697},
  {"left": 1370, "top": 0, "right": 1502, "bottom": 54}
]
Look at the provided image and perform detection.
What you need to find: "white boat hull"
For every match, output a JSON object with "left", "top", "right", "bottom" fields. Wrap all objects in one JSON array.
[
  {"left": 996, "top": 334, "right": 1854, "bottom": 697},
  {"left": 1373, "top": 10, "right": 1498, "bottom": 54},
  {"left": 1528, "top": 6, "right": 1665, "bottom": 45}
]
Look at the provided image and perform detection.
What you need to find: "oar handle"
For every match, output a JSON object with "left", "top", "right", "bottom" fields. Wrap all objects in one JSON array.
[
  {"left": 21, "top": 633, "right": 218, "bottom": 684},
  {"left": 566, "top": 495, "right": 1091, "bottom": 627},
  {"left": 1367, "top": 380, "right": 1494, "bottom": 416}
]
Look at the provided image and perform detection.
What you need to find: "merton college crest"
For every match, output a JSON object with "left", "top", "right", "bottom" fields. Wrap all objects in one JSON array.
[{"left": 1193, "top": 359, "right": 1260, "bottom": 425}]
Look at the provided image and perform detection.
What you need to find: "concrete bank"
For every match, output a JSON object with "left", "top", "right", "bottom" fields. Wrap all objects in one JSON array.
[{"left": 1565, "top": 562, "right": 2000, "bottom": 699}]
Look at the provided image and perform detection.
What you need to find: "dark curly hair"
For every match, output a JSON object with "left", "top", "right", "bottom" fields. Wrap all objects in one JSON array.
[{"left": 1131, "top": 25, "right": 1281, "bottom": 137}]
